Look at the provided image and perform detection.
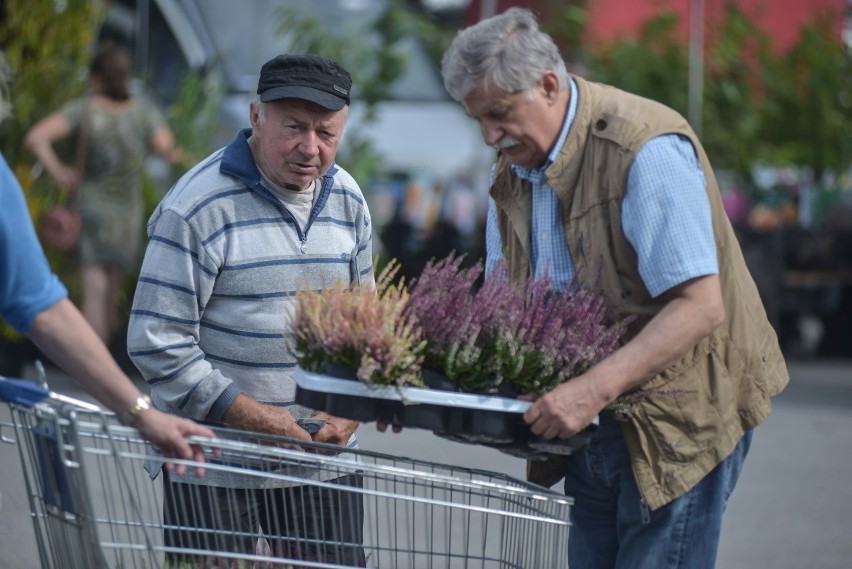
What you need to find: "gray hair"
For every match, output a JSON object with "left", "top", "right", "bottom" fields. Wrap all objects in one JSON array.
[
  {"left": 251, "top": 95, "right": 267, "bottom": 124},
  {"left": 441, "top": 8, "right": 569, "bottom": 102}
]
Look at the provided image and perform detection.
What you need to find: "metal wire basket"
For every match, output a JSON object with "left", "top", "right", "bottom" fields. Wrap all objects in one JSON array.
[{"left": 0, "top": 377, "right": 571, "bottom": 568}]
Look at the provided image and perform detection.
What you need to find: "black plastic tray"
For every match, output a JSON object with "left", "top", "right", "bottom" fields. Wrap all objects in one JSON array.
[{"left": 294, "top": 368, "right": 595, "bottom": 459}]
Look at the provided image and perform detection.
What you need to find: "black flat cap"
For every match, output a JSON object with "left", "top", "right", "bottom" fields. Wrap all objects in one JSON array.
[{"left": 257, "top": 54, "right": 352, "bottom": 111}]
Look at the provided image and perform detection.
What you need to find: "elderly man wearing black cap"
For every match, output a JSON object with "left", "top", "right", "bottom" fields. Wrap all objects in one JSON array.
[{"left": 127, "top": 54, "right": 370, "bottom": 565}]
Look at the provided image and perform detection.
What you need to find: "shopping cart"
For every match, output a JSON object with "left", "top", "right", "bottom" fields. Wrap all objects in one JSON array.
[{"left": 0, "top": 376, "right": 571, "bottom": 569}]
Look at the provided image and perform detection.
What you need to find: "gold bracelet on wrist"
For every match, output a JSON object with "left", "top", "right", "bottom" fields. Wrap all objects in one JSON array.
[{"left": 117, "top": 395, "right": 152, "bottom": 426}]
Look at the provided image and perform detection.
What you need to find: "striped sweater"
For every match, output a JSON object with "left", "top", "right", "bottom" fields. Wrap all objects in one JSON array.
[{"left": 128, "top": 129, "right": 372, "bottom": 483}]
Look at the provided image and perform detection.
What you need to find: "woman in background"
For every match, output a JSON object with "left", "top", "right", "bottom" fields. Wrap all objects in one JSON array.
[
  {"left": 0, "top": 52, "right": 212, "bottom": 471},
  {"left": 25, "top": 45, "right": 185, "bottom": 344}
]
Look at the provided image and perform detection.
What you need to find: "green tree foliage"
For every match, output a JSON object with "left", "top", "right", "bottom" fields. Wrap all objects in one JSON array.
[
  {"left": 539, "top": 0, "right": 589, "bottom": 71},
  {"left": 0, "top": 0, "right": 104, "bottom": 342},
  {"left": 274, "top": 0, "right": 441, "bottom": 185},
  {"left": 0, "top": 0, "right": 222, "bottom": 342},
  {"left": 0, "top": 0, "right": 104, "bottom": 168},
  {"left": 165, "top": 71, "right": 225, "bottom": 181},
  {"left": 701, "top": 3, "right": 775, "bottom": 182},
  {"left": 565, "top": 2, "right": 850, "bottom": 187},
  {"left": 587, "top": 11, "right": 689, "bottom": 117},
  {"left": 760, "top": 12, "right": 852, "bottom": 180}
]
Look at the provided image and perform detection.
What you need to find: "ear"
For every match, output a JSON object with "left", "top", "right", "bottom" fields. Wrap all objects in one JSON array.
[
  {"left": 249, "top": 101, "right": 261, "bottom": 131},
  {"left": 540, "top": 70, "right": 561, "bottom": 102}
]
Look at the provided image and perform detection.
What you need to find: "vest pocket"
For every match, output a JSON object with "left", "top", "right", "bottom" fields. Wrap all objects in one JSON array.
[{"left": 637, "top": 349, "right": 735, "bottom": 464}]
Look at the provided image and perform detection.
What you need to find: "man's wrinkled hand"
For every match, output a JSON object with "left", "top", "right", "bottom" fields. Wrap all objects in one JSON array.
[
  {"left": 310, "top": 414, "right": 359, "bottom": 453},
  {"left": 522, "top": 375, "right": 602, "bottom": 439},
  {"left": 222, "top": 394, "right": 312, "bottom": 450}
]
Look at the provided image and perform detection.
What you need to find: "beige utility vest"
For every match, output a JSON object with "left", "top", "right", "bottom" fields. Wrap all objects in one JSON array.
[{"left": 491, "top": 75, "right": 788, "bottom": 509}]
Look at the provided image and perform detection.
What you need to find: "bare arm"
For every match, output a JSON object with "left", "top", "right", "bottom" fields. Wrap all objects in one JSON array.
[
  {"left": 28, "top": 298, "right": 217, "bottom": 475},
  {"left": 524, "top": 274, "right": 725, "bottom": 439},
  {"left": 222, "top": 393, "right": 313, "bottom": 449},
  {"left": 222, "top": 394, "right": 358, "bottom": 452},
  {"left": 150, "top": 126, "right": 190, "bottom": 167},
  {"left": 24, "top": 113, "right": 79, "bottom": 191}
]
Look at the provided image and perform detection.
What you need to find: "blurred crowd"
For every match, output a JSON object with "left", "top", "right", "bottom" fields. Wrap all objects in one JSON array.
[
  {"left": 368, "top": 169, "right": 490, "bottom": 282},
  {"left": 365, "top": 163, "right": 852, "bottom": 359},
  {"left": 719, "top": 166, "right": 852, "bottom": 357}
]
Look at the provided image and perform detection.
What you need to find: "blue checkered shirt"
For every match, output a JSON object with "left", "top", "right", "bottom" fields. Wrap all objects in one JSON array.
[{"left": 485, "top": 79, "right": 718, "bottom": 297}]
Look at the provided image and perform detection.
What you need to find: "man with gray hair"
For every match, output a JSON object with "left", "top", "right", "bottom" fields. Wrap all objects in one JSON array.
[
  {"left": 128, "top": 53, "right": 371, "bottom": 565},
  {"left": 442, "top": 8, "right": 787, "bottom": 568}
]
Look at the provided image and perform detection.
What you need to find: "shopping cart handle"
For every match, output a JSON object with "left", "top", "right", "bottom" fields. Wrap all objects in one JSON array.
[{"left": 0, "top": 378, "right": 50, "bottom": 407}]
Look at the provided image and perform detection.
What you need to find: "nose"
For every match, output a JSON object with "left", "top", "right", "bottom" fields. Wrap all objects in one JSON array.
[
  {"left": 480, "top": 120, "right": 503, "bottom": 147},
  {"left": 298, "top": 131, "right": 320, "bottom": 157}
]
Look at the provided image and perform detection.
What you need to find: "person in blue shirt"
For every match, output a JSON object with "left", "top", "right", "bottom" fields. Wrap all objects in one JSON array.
[{"left": 0, "top": 151, "right": 214, "bottom": 476}]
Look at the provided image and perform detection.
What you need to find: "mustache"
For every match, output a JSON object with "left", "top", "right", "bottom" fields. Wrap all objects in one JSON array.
[{"left": 494, "top": 136, "right": 521, "bottom": 150}]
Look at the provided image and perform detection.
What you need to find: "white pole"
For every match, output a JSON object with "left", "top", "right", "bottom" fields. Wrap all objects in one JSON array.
[
  {"left": 688, "top": 0, "right": 704, "bottom": 137},
  {"left": 481, "top": 0, "right": 498, "bottom": 20}
]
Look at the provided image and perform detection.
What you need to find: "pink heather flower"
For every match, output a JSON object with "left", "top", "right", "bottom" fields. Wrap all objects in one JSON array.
[{"left": 289, "top": 260, "right": 424, "bottom": 387}]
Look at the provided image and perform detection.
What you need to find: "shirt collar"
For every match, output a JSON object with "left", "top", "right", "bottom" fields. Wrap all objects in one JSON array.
[{"left": 513, "top": 77, "right": 578, "bottom": 183}]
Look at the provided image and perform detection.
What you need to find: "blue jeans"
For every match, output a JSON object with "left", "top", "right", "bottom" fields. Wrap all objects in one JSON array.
[{"left": 564, "top": 414, "right": 753, "bottom": 569}]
